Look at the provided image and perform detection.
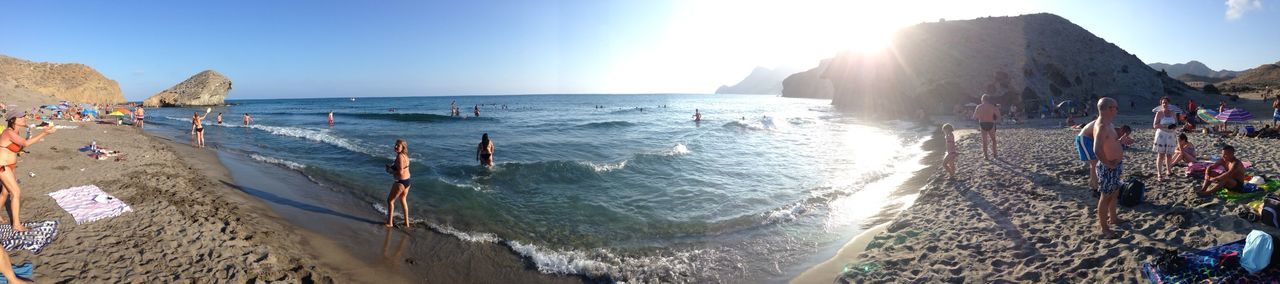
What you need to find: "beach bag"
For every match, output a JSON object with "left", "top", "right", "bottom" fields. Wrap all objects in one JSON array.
[
  {"left": 1243, "top": 230, "right": 1273, "bottom": 274},
  {"left": 1118, "top": 177, "right": 1145, "bottom": 207}
]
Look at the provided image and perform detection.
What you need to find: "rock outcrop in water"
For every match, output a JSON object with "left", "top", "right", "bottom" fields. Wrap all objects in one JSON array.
[
  {"left": 784, "top": 13, "right": 1194, "bottom": 115},
  {"left": 0, "top": 55, "right": 126, "bottom": 104},
  {"left": 143, "top": 70, "right": 232, "bottom": 107},
  {"left": 715, "top": 66, "right": 794, "bottom": 95}
]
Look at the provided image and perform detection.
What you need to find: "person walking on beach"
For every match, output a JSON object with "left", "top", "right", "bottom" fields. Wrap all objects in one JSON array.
[
  {"left": 476, "top": 133, "right": 494, "bottom": 168},
  {"left": 192, "top": 111, "right": 211, "bottom": 147},
  {"left": 1152, "top": 97, "right": 1177, "bottom": 181},
  {"left": 1093, "top": 97, "right": 1123, "bottom": 239},
  {"left": 243, "top": 113, "right": 252, "bottom": 126},
  {"left": 0, "top": 110, "right": 56, "bottom": 232},
  {"left": 328, "top": 111, "right": 334, "bottom": 126},
  {"left": 134, "top": 105, "right": 145, "bottom": 129},
  {"left": 385, "top": 139, "right": 411, "bottom": 228},
  {"left": 1197, "top": 145, "right": 1246, "bottom": 196},
  {"left": 1271, "top": 95, "right": 1279, "bottom": 127},
  {"left": 216, "top": 113, "right": 223, "bottom": 125},
  {"left": 941, "top": 124, "right": 957, "bottom": 178},
  {"left": 1075, "top": 120, "right": 1099, "bottom": 193},
  {"left": 972, "top": 94, "right": 1000, "bottom": 159}
]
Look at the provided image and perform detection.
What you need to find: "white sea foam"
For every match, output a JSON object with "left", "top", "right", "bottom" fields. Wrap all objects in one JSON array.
[
  {"left": 582, "top": 160, "right": 627, "bottom": 172},
  {"left": 371, "top": 203, "right": 500, "bottom": 243},
  {"left": 245, "top": 125, "right": 385, "bottom": 158},
  {"left": 250, "top": 154, "right": 306, "bottom": 170},
  {"left": 507, "top": 241, "right": 617, "bottom": 278},
  {"left": 666, "top": 143, "right": 691, "bottom": 156}
]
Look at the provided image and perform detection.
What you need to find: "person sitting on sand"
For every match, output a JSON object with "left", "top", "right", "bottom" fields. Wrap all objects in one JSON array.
[
  {"left": 476, "top": 133, "right": 494, "bottom": 168},
  {"left": 385, "top": 139, "right": 411, "bottom": 228},
  {"left": 242, "top": 113, "right": 252, "bottom": 125},
  {"left": 693, "top": 109, "right": 702, "bottom": 122},
  {"left": 0, "top": 110, "right": 56, "bottom": 232},
  {"left": 1173, "top": 133, "right": 1197, "bottom": 165},
  {"left": 1075, "top": 120, "right": 1099, "bottom": 192},
  {"left": 192, "top": 111, "right": 211, "bottom": 147},
  {"left": 1064, "top": 113, "right": 1077, "bottom": 128},
  {"left": 941, "top": 124, "right": 957, "bottom": 179},
  {"left": 1197, "top": 145, "right": 1246, "bottom": 196},
  {"left": 1092, "top": 97, "right": 1123, "bottom": 238},
  {"left": 972, "top": 94, "right": 1000, "bottom": 159},
  {"left": 134, "top": 105, "right": 145, "bottom": 129}
]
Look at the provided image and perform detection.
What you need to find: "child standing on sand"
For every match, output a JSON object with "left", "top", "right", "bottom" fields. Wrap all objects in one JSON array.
[{"left": 941, "top": 124, "right": 957, "bottom": 178}]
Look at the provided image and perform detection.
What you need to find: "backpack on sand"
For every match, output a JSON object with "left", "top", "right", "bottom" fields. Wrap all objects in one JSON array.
[{"left": 1118, "top": 176, "right": 1145, "bottom": 207}]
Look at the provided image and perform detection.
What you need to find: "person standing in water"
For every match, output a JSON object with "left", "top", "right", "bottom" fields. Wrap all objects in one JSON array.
[
  {"left": 476, "top": 133, "right": 494, "bottom": 167},
  {"left": 0, "top": 110, "right": 56, "bottom": 232},
  {"left": 385, "top": 139, "right": 411, "bottom": 228},
  {"left": 328, "top": 111, "right": 334, "bottom": 126},
  {"left": 692, "top": 109, "right": 702, "bottom": 122},
  {"left": 473, "top": 105, "right": 480, "bottom": 117},
  {"left": 242, "top": 113, "right": 252, "bottom": 125},
  {"left": 972, "top": 94, "right": 1000, "bottom": 159},
  {"left": 216, "top": 113, "right": 223, "bottom": 125}
]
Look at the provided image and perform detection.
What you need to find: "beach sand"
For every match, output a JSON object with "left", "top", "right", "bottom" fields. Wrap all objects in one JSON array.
[{"left": 828, "top": 114, "right": 1280, "bottom": 282}]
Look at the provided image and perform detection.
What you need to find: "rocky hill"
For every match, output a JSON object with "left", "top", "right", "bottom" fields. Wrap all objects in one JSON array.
[
  {"left": 1176, "top": 73, "right": 1231, "bottom": 84},
  {"left": 1149, "top": 61, "right": 1239, "bottom": 79},
  {"left": 0, "top": 55, "right": 126, "bottom": 105},
  {"left": 715, "top": 67, "right": 794, "bottom": 95},
  {"left": 143, "top": 70, "right": 232, "bottom": 107},
  {"left": 784, "top": 13, "right": 1191, "bottom": 115},
  {"left": 781, "top": 59, "right": 833, "bottom": 99},
  {"left": 1222, "top": 61, "right": 1280, "bottom": 87}
]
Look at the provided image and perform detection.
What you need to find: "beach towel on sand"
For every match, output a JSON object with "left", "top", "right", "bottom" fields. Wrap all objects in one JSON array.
[
  {"left": 1142, "top": 239, "right": 1280, "bottom": 283},
  {"left": 0, "top": 221, "right": 58, "bottom": 254},
  {"left": 48, "top": 185, "right": 132, "bottom": 224},
  {"left": 0, "top": 262, "right": 34, "bottom": 283},
  {"left": 1215, "top": 180, "right": 1280, "bottom": 202}
]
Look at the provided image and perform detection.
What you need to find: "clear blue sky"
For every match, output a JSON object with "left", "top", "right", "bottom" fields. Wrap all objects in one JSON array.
[{"left": 1, "top": 0, "right": 1277, "bottom": 100}]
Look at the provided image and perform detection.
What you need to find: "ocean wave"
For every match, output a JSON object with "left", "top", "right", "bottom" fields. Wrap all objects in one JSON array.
[
  {"left": 507, "top": 241, "right": 617, "bottom": 278},
  {"left": 580, "top": 160, "right": 627, "bottom": 172},
  {"left": 722, "top": 120, "right": 765, "bottom": 131},
  {"left": 372, "top": 203, "right": 501, "bottom": 243},
  {"left": 665, "top": 143, "right": 691, "bottom": 156},
  {"left": 576, "top": 121, "right": 637, "bottom": 129},
  {"left": 341, "top": 112, "right": 457, "bottom": 122},
  {"left": 250, "top": 154, "right": 307, "bottom": 170},
  {"left": 244, "top": 125, "right": 385, "bottom": 158}
]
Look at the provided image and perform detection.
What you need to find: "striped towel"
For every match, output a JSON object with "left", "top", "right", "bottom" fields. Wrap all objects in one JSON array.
[{"left": 48, "top": 185, "right": 132, "bottom": 224}]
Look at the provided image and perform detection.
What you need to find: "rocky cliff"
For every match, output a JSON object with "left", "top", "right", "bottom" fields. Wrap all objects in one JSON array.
[
  {"left": 785, "top": 13, "right": 1188, "bottom": 115},
  {"left": 143, "top": 70, "right": 232, "bottom": 107},
  {"left": 781, "top": 59, "right": 833, "bottom": 99},
  {"left": 715, "top": 67, "right": 793, "bottom": 95},
  {"left": 0, "top": 55, "right": 126, "bottom": 105}
]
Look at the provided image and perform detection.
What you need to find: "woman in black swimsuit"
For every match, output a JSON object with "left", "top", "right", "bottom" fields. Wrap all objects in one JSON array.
[
  {"left": 191, "top": 111, "right": 210, "bottom": 147},
  {"left": 476, "top": 133, "right": 494, "bottom": 167},
  {"left": 385, "top": 139, "right": 411, "bottom": 228}
]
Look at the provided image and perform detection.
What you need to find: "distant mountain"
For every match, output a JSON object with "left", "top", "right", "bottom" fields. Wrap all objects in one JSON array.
[
  {"left": 715, "top": 67, "right": 796, "bottom": 95},
  {"left": 1175, "top": 73, "right": 1231, "bottom": 84},
  {"left": 1223, "top": 61, "right": 1280, "bottom": 86},
  {"left": 783, "top": 13, "right": 1192, "bottom": 115},
  {"left": 1148, "top": 61, "right": 1239, "bottom": 79}
]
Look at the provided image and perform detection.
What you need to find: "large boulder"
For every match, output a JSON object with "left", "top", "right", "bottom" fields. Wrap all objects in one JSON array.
[
  {"left": 144, "top": 70, "right": 232, "bottom": 107},
  {"left": 0, "top": 55, "right": 126, "bottom": 105}
]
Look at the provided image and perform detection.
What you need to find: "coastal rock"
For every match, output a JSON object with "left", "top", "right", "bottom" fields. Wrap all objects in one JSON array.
[
  {"left": 715, "top": 66, "right": 795, "bottom": 95},
  {"left": 786, "top": 13, "right": 1183, "bottom": 115},
  {"left": 0, "top": 55, "right": 126, "bottom": 104},
  {"left": 143, "top": 70, "right": 232, "bottom": 107},
  {"left": 781, "top": 59, "right": 834, "bottom": 99},
  {"left": 1222, "top": 61, "right": 1280, "bottom": 87}
]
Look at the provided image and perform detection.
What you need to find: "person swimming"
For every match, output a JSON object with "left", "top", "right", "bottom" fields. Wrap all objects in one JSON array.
[
  {"left": 476, "top": 133, "right": 494, "bottom": 167},
  {"left": 384, "top": 139, "right": 412, "bottom": 228}
]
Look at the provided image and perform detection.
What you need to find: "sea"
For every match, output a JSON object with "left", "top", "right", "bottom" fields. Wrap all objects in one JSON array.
[{"left": 141, "top": 94, "right": 932, "bottom": 283}]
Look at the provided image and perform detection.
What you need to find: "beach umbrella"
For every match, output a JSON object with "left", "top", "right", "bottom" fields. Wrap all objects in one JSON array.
[
  {"left": 1151, "top": 104, "right": 1184, "bottom": 114},
  {"left": 111, "top": 108, "right": 132, "bottom": 116},
  {"left": 1197, "top": 108, "right": 1223, "bottom": 124},
  {"left": 1215, "top": 108, "right": 1255, "bottom": 123},
  {"left": 106, "top": 111, "right": 128, "bottom": 117}
]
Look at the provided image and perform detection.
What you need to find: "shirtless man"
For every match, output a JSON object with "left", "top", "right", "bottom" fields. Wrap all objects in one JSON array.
[
  {"left": 1092, "top": 97, "right": 1123, "bottom": 238},
  {"left": 1075, "top": 120, "right": 1099, "bottom": 192},
  {"left": 972, "top": 94, "right": 1000, "bottom": 159},
  {"left": 1197, "top": 145, "right": 1246, "bottom": 196},
  {"left": 242, "top": 113, "right": 252, "bottom": 125}
]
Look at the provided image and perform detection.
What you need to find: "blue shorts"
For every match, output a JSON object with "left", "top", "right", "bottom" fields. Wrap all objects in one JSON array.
[
  {"left": 1075, "top": 135, "right": 1096, "bottom": 161},
  {"left": 1096, "top": 162, "right": 1123, "bottom": 194},
  {"left": 1273, "top": 109, "right": 1279, "bottom": 121}
]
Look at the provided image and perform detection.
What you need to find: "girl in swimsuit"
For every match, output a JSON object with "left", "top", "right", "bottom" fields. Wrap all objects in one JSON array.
[
  {"left": 192, "top": 111, "right": 210, "bottom": 147},
  {"left": 385, "top": 139, "right": 411, "bottom": 228},
  {"left": 941, "top": 124, "right": 957, "bottom": 178},
  {"left": 0, "top": 111, "right": 56, "bottom": 232},
  {"left": 476, "top": 133, "right": 494, "bottom": 167}
]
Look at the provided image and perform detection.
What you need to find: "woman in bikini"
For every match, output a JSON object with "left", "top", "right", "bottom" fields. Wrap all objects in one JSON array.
[
  {"left": 476, "top": 133, "right": 494, "bottom": 167},
  {"left": 385, "top": 139, "right": 411, "bottom": 228},
  {"left": 192, "top": 111, "right": 210, "bottom": 147},
  {"left": 0, "top": 111, "right": 56, "bottom": 232}
]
